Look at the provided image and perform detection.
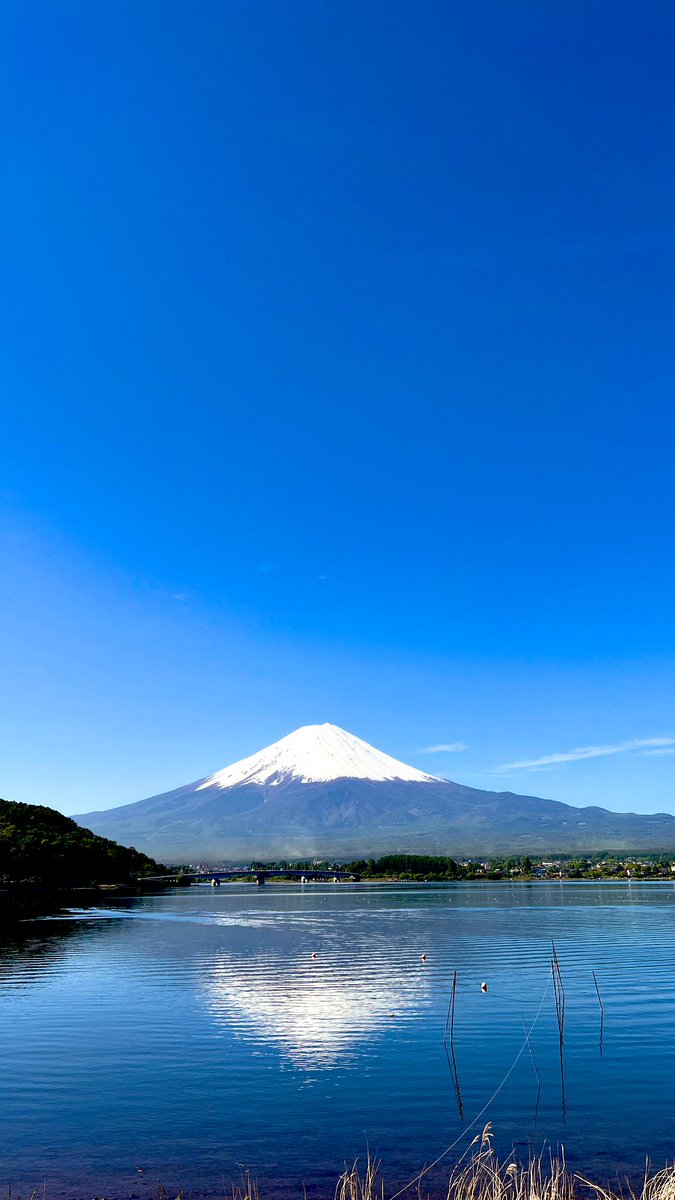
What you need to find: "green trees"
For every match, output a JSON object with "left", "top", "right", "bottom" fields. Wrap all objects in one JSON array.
[
  {"left": 346, "top": 854, "right": 460, "bottom": 879},
  {"left": 0, "top": 797, "right": 162, "bottom": 885}
]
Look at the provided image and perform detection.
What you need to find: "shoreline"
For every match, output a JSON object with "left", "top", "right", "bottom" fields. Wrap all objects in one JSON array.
[
  {"left": 0, "top": 878, "right": 175, "bottom": 923},
  {"left": 4, "top": 1131, "right": 673, "bottom": 1200}
]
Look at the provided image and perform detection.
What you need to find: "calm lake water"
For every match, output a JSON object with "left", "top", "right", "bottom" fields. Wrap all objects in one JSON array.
[{"left": 2, "top": 882, "right": 675, "bottom": 1199}]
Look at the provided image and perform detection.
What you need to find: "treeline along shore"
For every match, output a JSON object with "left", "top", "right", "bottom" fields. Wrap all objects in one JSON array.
[
  {"left": 344, "top": 851, "right": 675, "bottom": 879},
  {"left": 208, "top": 851, "right": 675, "bottom": 882}
]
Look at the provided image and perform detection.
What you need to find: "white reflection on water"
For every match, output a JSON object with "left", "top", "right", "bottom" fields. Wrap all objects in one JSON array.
[{"left": 202, "top": 950, "right": 431, "bottom": 1067}]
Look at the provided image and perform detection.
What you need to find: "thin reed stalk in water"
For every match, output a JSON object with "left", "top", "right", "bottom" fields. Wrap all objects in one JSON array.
[
  {"left": 443, "top": 970, "right": 464, "bottom": 1120},
  {"left": 592, "top": 969, "right": 605, "bottom": 1055},
  {"left": 551, "top": 942, "right": 565, "bottom": 1043},
  {"left": 551, "top": 941, "right": 566, "bottom": 1120}
]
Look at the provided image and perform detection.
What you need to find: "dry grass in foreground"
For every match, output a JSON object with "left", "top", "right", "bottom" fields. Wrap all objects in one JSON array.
[
  {"left": 9, "top": 1128, "right": 675, "bottom": 1200},
  {"left": 226, "top": 1128, "right": 675, "bottom": 1200}
]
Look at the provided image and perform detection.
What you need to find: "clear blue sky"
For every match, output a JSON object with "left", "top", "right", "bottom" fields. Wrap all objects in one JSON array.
[{"left": 2, "top": 1, "right": 674, "bottom": 817}]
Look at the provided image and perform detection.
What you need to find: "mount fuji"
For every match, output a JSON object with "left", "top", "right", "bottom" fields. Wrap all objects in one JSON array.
[{"left": 76, "top": 723, "right": 675, "bottom": 862}]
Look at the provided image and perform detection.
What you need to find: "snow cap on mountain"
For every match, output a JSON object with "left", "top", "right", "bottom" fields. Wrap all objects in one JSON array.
[{"left": 197, "top": 723, "right": 441, "bottom": 790}]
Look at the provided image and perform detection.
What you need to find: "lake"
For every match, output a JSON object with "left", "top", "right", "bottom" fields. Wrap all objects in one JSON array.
[{"left": 1, "top": 881, "right": 674, "bottom": 1199}]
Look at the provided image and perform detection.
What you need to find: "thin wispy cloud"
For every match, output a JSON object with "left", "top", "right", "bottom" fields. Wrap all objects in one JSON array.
[
  {"left": 418, "top": 742, "right": 468, "bottom": 754},
  {"left": 498, "top": 736, "right": 675, "bottom": 771}
]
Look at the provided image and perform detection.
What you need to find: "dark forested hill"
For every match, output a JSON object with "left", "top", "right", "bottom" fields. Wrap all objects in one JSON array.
[{"left": 0, "top": 797, "right": 163, "bottom": 884}]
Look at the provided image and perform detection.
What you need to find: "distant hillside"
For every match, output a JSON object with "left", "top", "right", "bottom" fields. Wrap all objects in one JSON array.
[{"left": 0, "top": 797, "right": 163, "bottom": 885}]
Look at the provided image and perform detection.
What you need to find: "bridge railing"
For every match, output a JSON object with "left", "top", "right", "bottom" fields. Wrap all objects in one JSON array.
[{"left": 138, "top": 869, "right": 361, "bottom": 883}]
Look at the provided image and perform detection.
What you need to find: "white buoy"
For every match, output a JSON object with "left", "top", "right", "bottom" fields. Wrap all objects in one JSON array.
[
  {"left": 481, "top": 981, "right": 488, "bottom": 992},
  {"left": 421, "top": 953, "right": 427, "bottom": 961}
]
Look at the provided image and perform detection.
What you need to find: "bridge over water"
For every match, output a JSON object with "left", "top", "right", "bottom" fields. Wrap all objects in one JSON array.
[{"left": 141, "top": 868, "right": 361, "bottom": 886}]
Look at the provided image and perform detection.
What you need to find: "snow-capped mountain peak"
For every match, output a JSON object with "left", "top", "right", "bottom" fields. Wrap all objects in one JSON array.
[{"left": 197, "top": 723, "right": 441, "bottom": 790}]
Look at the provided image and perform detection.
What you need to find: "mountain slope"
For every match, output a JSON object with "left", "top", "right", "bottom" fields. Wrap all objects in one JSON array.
[{"left": 76, "top": 723, "right": 675, "bottom": 861}]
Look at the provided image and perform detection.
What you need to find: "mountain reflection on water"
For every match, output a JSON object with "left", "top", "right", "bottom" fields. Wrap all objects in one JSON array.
[{"left": 202, "top": 943, "right": 431, "bottom": 1066}]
